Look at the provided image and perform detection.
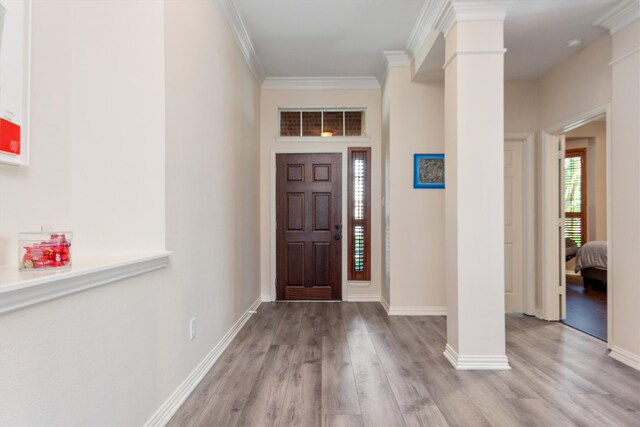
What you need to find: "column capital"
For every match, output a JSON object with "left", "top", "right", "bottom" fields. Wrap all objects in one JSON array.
[
  {"left": 380, "top": 50, "right": 411, "bottom": 82},
  {"left": 594, "top": 0, "right": 639, "bottom": 35},
  {"left": 437, "top": 0, "right": 512, "bottom": 37},
  {"left": 383, "top": 50, "right": 411, "bottom": 68}
]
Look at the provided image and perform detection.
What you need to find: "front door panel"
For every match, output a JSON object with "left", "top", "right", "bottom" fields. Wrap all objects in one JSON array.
[{"left": 276, "top": 153, "right": 342, "bottom": 300}]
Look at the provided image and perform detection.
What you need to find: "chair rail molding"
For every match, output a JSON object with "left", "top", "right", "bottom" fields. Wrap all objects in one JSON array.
[{"left": 0, "top": 252, "right": 171, "bottom": 315}]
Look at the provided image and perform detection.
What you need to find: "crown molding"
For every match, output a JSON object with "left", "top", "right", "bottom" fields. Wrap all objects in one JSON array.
[
  {"left": 406, "top": 0, "right": 450, "bottom": 57},
  {"left": 406, "top": 0, "right": 511, "bottom": 56},
  {"left": 595, "top": 0, "right": 640, "bottom": 35},
  {"left": 436, "top": 1, "right": 458, "bottom": 39},
  {"left": 440, "top": 0, "right": 512, "bottom": 37},
  {"left": 216, "top": 0, "right": 266, "bottom": 83},
  {"left": 261, "top": 77, "right": 381, "bottom": 91}
]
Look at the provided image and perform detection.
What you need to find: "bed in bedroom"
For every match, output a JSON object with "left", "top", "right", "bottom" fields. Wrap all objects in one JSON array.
[{"left": 575, "top": 240, "right": 608, "bottom": 288}]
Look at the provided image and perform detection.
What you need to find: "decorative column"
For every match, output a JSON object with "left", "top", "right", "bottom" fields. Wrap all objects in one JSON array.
[{"left": 442, "top": 1, "right": 510, "bottom": 370}]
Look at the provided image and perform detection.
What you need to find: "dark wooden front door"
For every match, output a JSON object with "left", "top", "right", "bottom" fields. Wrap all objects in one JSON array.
[{"left": 276, "top": 153, "right": 342, "bottom": 300}]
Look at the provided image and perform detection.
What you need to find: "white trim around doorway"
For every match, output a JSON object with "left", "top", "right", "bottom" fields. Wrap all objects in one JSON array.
[{"left": 540, "top": 104, "right": 612, "bottom": 346}]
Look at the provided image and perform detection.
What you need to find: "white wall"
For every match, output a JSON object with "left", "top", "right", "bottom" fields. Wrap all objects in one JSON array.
[
  {"left": 505, "top": 80, "right": 538, "bottom": 133},
  {"left": 384, "top": 66, "right": 446, "bottom": 310},
  {"left": 163, "top": 0, "right": 261, "bottom": 413},
  {"left": 259, "top": 88, "right": 382, "bottom": 301},
  {"left": 0, "top": 0, "right": 167, "bottom": 265},
  {"left": 0, "top": 0, "right": 73, "bottom": 266},
  {"left": 609, "top": 19, "right": 640, "bottom": 364},
  {"left": 69, "top": 0, "right": 166, "bottom": 256},
  {"left": 0, "top": 0, "right": 262, "bottom": 425},
  {"left": 538, "top": 34, "right": 612, "bottom": 130}
]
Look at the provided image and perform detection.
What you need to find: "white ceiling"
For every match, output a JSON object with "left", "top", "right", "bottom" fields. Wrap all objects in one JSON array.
[
  {"left": 232, "top": 0, "right": 624, "bottom": 82},
  {"left": 233, "top": 0, "right": 425, "bottom": 78},
  {"left": 504, "top": 0, "right": 620, "bottom": 79}
]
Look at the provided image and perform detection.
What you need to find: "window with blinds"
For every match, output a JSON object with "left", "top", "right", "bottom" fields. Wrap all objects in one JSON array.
[
  {"left": 348, "top": 148, "right": 371, "bottom": 280},
  {"left": 564, "top": 149, "right": 587, "bottom": 246}
]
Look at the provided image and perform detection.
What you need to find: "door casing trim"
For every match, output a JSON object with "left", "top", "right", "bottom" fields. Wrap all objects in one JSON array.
[
  {"left": 540, "top": 104, "right": 611, "bottom": 347},
  {"left": 505, "top": 132, "right": 535, "bottom": 315},
  {"left": 270, "top": 148, "right": 348, "bottom": 301}
]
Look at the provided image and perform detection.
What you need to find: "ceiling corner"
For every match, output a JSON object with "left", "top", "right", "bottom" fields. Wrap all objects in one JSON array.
[
  {"left": 594, "top": 0, "right": 640, "bottom": 35},
  {"left": 216, "top": 0, "right": 266, "bottom": 83}
]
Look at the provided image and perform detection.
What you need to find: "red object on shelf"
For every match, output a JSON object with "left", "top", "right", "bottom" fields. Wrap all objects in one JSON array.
[
  {"left": 0, "top": 118, "right": 21, "bottom": 155},
  {"left": 21, "top": 234, "right": 71, "bottom": 269}
]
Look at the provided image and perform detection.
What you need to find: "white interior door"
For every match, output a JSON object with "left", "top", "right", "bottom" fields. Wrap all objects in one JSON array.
[{"left": 504, "top": 139, "right": 525, "bottom": 312}]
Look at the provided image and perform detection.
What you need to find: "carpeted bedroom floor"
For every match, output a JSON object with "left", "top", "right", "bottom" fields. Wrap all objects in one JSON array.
[{"left": 563, "top": 274, "right": 607, "bottom": 341}]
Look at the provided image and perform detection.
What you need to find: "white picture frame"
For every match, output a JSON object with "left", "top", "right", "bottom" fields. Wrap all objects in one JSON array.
[{"left": 0, "top": 0, "right": 31, "bottom": 166}]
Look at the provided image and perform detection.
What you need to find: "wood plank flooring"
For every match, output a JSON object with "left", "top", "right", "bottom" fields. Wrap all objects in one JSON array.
[
  {"left": 564, "top": 275, "right": 608, "bottom": 341},
  {"left": 168, "top": 302, "right": 640, "bottom": 427}
]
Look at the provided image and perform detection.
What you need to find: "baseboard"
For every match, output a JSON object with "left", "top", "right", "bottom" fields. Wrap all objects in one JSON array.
[
  {"left": 348, "top": 281, "right": 371, "bottom": 288},
  {"left": 387, "top": 306, "right": 447, "bottom": 316},
  {"left": 346, "top": 294, "right": 380, "bottom": 302},
  {"left": 610, "top": 345, "right": 640, "bottom": 371},
  {"left": 377, "top": 297, "right": 445, "bottom": 316},
  {"left": 380, "top": 296, "right": 390, "bottom": 313},
  {"left": 443, "top": 344, "right": 511, "bottom": 370},
  {"left": 144, "top": 297, "right": 262, "bottom": 427},
  {"left": 261, "top": 294, "right": 272, "bottom": 302}
]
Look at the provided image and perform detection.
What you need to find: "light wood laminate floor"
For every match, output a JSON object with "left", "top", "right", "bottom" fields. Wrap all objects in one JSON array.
[{"left": 168, "top": 302, "right": 640, "bottom": 427}]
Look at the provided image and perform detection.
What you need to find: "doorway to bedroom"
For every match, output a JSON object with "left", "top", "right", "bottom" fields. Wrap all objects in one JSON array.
[{"left": 561, "top": 118, "right": 608, "bottom": 341}]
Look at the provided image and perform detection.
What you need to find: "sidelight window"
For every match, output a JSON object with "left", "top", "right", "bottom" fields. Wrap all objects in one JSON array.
[{"left": 348, "top": 148, "right": 371, "bottom": 280}]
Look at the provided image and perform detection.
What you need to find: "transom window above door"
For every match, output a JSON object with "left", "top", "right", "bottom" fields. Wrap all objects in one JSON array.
[{"left": 279, "top": 108, "right": 366, "bottom": 138}]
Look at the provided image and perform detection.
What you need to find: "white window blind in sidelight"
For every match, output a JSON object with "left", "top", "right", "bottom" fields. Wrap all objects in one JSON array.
[{"left": 564, "top": 149, "right": 586, "bottom": 246}]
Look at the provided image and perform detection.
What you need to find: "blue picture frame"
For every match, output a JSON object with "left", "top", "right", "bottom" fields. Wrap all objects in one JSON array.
[{"left": 414, "top": 154, "right": 445, "bottom": 189}]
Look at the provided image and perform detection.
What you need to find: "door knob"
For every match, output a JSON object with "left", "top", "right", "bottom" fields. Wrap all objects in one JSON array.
[{"left": 334, "top": 234, "right": 341, "bottom": 241}]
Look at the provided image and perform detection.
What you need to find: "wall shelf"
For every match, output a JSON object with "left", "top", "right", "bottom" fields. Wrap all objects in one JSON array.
[{"left": 0, "top": 252, "right": 171, "bottom": 315}]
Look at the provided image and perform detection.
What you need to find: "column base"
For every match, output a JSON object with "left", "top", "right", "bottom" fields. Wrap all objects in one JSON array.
[{"left": 443, "top": 344, "right": 511, "bottom": 370}]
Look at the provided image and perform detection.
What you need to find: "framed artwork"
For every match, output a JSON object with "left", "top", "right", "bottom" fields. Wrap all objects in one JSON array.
[
  {"left": 414, "top": 153, "right": 444, "bottom": 189},
  {"left": 0, "top": 0, "right": 30, "bottom": 166}
]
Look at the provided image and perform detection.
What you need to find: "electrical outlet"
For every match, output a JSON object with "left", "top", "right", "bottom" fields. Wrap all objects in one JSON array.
[{"left": 189, "top": 317, "right": 196, "bottom": 341}]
